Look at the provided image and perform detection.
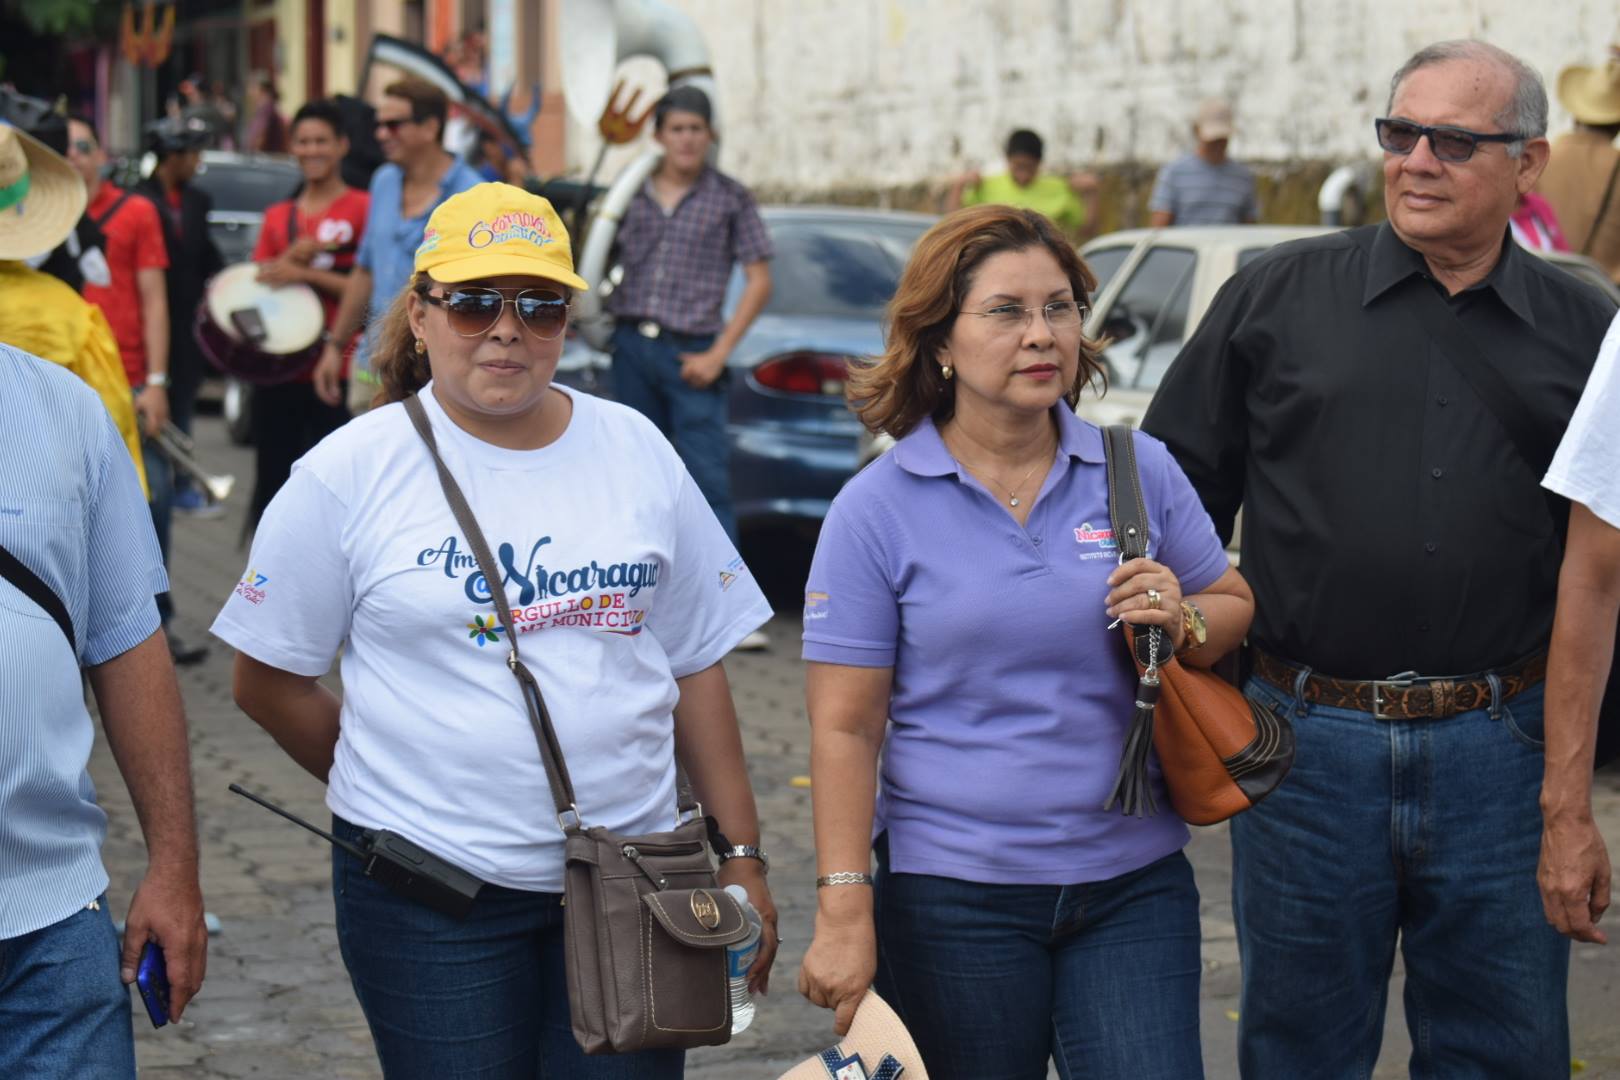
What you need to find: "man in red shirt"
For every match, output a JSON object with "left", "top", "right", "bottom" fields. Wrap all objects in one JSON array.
[
  {"left": 66, "top": 116, "right": 170, "bottom": 437},
  {"left": 248, "top": 99, "right": 368, "bottom": 527}
]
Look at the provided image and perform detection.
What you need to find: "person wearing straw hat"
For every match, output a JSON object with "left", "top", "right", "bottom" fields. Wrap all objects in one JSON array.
[
  {"left": 0, "top": 122, "right": 208, "bottom": 1078},
  {"left": 0, "top": 122, "right": 145, "bottom": 491},
  {"left": 1539, "top": 47, "right": 1620, "bottom": 284},
  {"left": 215, "top": 182, "right": 779, "bottom": 1079}
]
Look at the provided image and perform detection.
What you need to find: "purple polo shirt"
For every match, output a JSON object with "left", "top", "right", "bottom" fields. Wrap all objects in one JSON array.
[{"left": 803, "top": 406, "right": 1230, "bottom": 885}]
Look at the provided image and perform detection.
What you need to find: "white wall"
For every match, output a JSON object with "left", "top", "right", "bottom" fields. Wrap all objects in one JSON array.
[{"left": 566, "top": 0, "right": 1619, "bottom": 196}]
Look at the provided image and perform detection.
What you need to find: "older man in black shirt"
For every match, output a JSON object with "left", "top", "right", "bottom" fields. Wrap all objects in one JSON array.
[{"left": 1143, "top": 41, "right": 1615, "bottom": 1078}]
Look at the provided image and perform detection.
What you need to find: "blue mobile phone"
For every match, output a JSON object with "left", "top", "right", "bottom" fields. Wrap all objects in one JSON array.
[{"left": 135, "top": 941, "right": 170, "bottom": 1029}]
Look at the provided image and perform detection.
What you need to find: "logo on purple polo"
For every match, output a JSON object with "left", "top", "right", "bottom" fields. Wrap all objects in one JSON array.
[{"left": 1074, "top": 522, "right": 1118, "bottom": 561}]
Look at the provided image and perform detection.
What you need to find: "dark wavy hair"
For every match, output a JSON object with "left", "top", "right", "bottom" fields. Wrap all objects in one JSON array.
[{"left": 848, "top": 205, "right": 1106, "bottom": 439}]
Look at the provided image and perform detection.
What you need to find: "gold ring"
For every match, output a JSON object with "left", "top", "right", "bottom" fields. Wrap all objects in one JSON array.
[{"left": 1146, "top": 588, "right": 1162, "bottom": 610}]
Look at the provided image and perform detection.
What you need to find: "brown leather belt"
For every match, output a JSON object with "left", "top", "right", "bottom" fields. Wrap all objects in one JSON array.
[{"left": 1251, "top": 649, "right": 1547, "bottom": 721}]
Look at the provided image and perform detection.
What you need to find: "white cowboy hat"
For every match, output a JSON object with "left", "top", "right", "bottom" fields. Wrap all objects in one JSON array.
[
  {"left": 0, "top": 121, "right": 86, "bottom": 260},
  {"left": 1557, "top": 52, "right": 1620, "bottom": 127},
  {"left": 778, "top": 992, "right": 929, "bottom": 1080}
]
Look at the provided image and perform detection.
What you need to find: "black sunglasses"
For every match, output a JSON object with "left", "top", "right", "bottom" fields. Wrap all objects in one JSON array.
[
  {"left": 1374, "top": 117, "right": 1525, "bottom": 163},
  {"left": 422, "top": 288, "right": 570, "bottom": 340},
  {"left": 375, "top": 117, "right": 415, "bottom": 133}
]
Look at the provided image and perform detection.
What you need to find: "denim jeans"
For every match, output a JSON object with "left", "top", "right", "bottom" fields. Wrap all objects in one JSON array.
[
  {"left": 1232, "top": 674, "right": 1567, "bottom": 1079},
  {"left": 136, "top": 390, "right": 174, "bottom": 623},
  {"left": 873, "top": 840, "right": 1203, "bottom": 1080},
  {"left": 610, "top": 324, "right": 737, "bottom": 544},
  {"left": 0, "top": 897, "right": 136, "bottom": 1079},
  {"left": 330, "top": 816, "right": 684, "bottom": 1080}
]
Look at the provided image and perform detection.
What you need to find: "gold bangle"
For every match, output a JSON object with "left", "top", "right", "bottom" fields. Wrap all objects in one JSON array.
[{"left": 815, "top": 872, "right": 875, "bottom": 888}]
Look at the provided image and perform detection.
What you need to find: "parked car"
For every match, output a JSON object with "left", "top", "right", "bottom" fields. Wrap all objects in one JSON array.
[
  {"left": 560, "top": 206, "right": 934, "bottom": 551},
  {"left": 1076, "top": 225, "right": 1620, "bottom": 430}
]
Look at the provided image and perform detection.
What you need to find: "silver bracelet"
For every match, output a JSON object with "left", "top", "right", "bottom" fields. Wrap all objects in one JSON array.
[{"left": 815, "top": 872, "right": 875, "bottom": 888}]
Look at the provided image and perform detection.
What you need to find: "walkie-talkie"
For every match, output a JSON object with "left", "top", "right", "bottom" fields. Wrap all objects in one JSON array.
[{"left": 229, "top": 784, "right": 483, "bottom": 919}]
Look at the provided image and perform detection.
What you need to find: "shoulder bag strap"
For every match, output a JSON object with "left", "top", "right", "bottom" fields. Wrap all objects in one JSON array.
[
  {"left": 0, "top": 541, "right": 75, "bottom": 653},
  {"left": 1581, "top": 155, "right": 1620, "bottom": 258},
  {"left": 402, "top": 395, "right": 700, "bottom": 825},
  {"left": 90, "top": 190, "right": 131, "bottom": 229},
  {"left": 1102, "top": 425, "right": 1152, "bottom": 560}
]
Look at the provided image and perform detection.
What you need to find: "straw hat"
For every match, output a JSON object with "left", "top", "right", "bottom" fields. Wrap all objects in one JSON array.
[
  {"left": 0, "top": 122, "right": 85, "bottom": 260},
  {"left": 1557, "top": 51, "right": 1620, "bottom": 127},
  {"left": 778, "top": 992, "right": 928, "bottom": 1080}
]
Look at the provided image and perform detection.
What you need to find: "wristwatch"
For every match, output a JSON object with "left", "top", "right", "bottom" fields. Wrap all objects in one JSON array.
[
  {"left": 144, "top": 372, "right": 170, "bottom": 388},
  {"left": 716, "top": 844, "right": 770, "bottom": 872},
  {"left": 1179, "top": 600, "right": 1208, "bottom": 653}
]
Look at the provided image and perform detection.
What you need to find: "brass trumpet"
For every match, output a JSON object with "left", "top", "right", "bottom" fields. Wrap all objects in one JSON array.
[{"left": 153, "top": 422, "right": 235, "bottom": 504}]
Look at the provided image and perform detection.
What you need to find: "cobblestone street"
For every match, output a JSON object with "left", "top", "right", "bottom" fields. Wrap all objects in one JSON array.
[{"left": 90, "top": 413, "right": 1620, "bottom": 1079}]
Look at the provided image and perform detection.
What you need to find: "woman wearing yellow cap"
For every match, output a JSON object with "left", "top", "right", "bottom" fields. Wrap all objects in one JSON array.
[{"left": 213, "top": 183, "right": 778, "bottom": 1078}]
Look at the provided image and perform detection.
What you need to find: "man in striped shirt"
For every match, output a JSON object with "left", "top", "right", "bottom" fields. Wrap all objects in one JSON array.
[
  {"left": 1149, "top": 99, "right": 1261, "bottom": 227},
  {"left": 2, "top": 120, "right": 206, "bottom": 1076}
]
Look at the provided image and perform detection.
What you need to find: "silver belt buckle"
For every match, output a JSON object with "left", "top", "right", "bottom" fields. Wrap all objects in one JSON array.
[
  {"left": 636, "top": 320, "right": 661, "bottom": 339},
  {"left": 1371, "top": 670, "right": 1419, "bottom": 720}
]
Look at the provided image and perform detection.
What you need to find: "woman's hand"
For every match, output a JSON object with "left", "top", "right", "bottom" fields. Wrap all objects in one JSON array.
[
  {"left": 798, "top": 908, "right": 877, "bottom": 1036},
  {"left": 716, "top": 858, "right": 778, "bottom": 994},
  {"left": 1106, "top": 557, "right": 1186, "bottom": 651}
]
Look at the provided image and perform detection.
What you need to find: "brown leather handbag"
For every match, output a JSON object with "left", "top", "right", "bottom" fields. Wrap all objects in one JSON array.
[
  {"left": 406, "top": 395, "right": 750, "bottom": 1054},
  {"left": 1099, "top": 425, "right": 1294, "bottom": 825}
]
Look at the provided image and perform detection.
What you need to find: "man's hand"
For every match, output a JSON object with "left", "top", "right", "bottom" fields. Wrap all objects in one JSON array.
[
  {"left": 678, "top": 347, "right": 729, "bottom": 389},
  {"left": 134, "top": 386, "right": 169, "bottom": 439},
  {"left": 256, "top": 258, "right": 307, "bottom": 287},
  {"left": 1539, "top": 810, "right": 1612, "bottom": 944},
  {"left": 313, "top": 343, "right": 344, "bottom": 406},
  {"left": 1069, "top": 169, "right": 1101, "bottom": 195},
  {"left": 283, "top": 237, "right": 323, "bottom": 265},
  {"left": 120, "top": 862, "right": 208, "bottom": 1020}
]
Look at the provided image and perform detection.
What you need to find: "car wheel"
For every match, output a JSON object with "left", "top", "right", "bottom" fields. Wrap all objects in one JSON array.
[{"left": 223, "top": 378, "right": 253, "bottom": 445}]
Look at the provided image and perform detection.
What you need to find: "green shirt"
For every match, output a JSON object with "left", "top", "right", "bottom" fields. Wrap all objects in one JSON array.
[{"left": 962, "top": 172, "right": 1087, "bottom": 233}]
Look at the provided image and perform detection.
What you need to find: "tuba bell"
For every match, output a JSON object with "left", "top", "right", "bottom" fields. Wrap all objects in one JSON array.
[{"left": 153, "top": 422, "right": 236, "bottom": 505}]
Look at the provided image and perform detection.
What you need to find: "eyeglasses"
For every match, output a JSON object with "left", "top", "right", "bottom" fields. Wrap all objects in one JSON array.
[
  {"left": 375, "top": 117, "right": 415, "bottom": 133},
  {"left": 958, "top": 299, "right": 1087, "bottom": 333},
  {"left": 422, "top": 288, "right": 571, "bottom": 340},
  {"left": 70, "top": 139, "right": 96, "bottom": 156},
  {"left": 1374, "top": 117, "right": 1526, "bottom": 163}
]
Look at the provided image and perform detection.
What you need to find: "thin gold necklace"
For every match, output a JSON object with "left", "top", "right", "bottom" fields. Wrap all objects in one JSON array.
[{"left": 947, "top": 433, "right": 1057, "bottom": 508}]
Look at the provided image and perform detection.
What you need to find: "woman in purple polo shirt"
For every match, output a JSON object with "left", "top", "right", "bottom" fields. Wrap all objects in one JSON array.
[{"left": 796, "top": 205, "right": 1254, "bottom": 1078}]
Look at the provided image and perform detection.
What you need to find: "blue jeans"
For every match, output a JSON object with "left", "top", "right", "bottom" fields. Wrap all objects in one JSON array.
[
  {"left": 330, "top": 816, "right": 684, "bottom": 1079},
  {"left": 610, "top": 324, "right": 737, "bottom": 543},
  {"left": 0, "top": 897, "right": 136, "bottom": 1079},
  {"left": 1232, "top": 674, "right": 1567, "bottom": 1079},
  {"left": 873, "top": 840, "right": 1203, "bottom": 1080}
]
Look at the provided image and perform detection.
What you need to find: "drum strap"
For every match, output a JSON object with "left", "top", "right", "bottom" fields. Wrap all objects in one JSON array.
[{"left": 90, "top": 190, "right": 132, "bottom": 229}]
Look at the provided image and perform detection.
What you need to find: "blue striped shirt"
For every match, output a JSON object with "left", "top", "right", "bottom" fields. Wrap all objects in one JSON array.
[
  {"left": 0, "top": 343, "right": 166, "bottom": 938},
  {"left": 1149, "top": 153, "right": 1260, "bottom": 226}
]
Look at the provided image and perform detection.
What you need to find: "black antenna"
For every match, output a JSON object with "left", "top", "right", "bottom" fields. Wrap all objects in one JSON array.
[{"left": 228, "top": 783, "right": 370, "bottom": 860}]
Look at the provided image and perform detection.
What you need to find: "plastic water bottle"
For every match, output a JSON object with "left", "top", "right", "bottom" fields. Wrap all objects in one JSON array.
[{"left": 723, "top": 884, "right": 762, "bottom": 1034}]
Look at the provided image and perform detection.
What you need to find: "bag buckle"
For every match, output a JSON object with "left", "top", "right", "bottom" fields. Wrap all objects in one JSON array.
[
  {"left": 557, "top": 804, "right": 582, "bottom": 831},
  {"left": 676, "top": 801, "right": 704, "bottom": 826},
  {"left": 1372, "top": 671, "right": 1419, "bottom": 720}
]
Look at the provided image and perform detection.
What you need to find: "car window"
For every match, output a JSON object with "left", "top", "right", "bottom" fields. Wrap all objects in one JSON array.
[
  {"left": 1098, "top": 247, "right": 1197, "bottom": 392},
  {"left": 192, "top": 161, "right": 301, "bottom": 214},
  {"left": 744, "top": 220, "right": 928, "bottom": 319},
  {"left": 1082, "top": 245, "right": 1132, "bottom": 293}
]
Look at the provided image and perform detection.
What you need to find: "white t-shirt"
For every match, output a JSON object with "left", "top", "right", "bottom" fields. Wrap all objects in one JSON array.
[
  {"left": 212, "top": 384, "right": 771, "bottom": 891},
  {"left": 1546, "top": 311, "right": 1620, "bottom": 529}
]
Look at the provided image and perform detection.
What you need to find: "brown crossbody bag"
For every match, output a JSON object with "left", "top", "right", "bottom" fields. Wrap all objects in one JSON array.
[
  {"left": 405, "top": 394, "right": 747, "bottom": 1054},
  {"left": 1099, "top": 425, "right": 1295, "bottom": 825}
]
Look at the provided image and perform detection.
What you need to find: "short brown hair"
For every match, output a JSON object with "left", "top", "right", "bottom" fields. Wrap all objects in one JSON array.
[
  {"left": 384, "top": 77, "right": 449, "bottom": 139},
  {"left": 849, "top": 205, "right": 1105, "bottom": 439}
]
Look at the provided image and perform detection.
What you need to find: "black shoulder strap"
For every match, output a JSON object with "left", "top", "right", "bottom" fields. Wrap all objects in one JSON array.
[
  {"left": 90, "top": 190, "right": 132, "bottom": 229},
  {"left": 1101, "top": 425, "right": 1151, "bottom": 560},
  {"left": 0, "top": 542, "right": 75, "bottom": 652},
  {"left": 287, "top": 200, "right": 298, "bottom": 245},
  {"left": 1582, "top": 155, "right": 1620, "bottom": 258}
]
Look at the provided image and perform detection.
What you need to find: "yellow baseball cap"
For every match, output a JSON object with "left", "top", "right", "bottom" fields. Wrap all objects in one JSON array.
[{"left": 414, "top": 182, "right": 589, "bottom": 291}]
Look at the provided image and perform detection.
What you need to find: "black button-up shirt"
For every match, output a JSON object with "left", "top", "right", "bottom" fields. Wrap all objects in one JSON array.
[{"left": 1141, "top": 223, "right": 1616, "bottom": 679}]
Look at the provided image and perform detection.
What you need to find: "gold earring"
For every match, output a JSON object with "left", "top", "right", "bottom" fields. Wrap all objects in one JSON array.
[
  {"left": 941, "top": 363, "right": 954, "bottom": 380},
  {"left": 414, "top": 339, "right": 426, "bottom": 355}
]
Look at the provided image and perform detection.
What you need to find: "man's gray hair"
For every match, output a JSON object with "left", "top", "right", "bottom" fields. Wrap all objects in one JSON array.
[{"left": 1387, "top": 40, "right": 1548, "bottom": 157}]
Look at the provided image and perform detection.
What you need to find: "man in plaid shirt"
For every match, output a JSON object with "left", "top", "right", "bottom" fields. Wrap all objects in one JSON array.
[{"left": 608, "top": 87, "right": 773, "bottom": 558}]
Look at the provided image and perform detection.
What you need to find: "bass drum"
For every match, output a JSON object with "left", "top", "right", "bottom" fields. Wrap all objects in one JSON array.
[{"left": 195, "top": 262, "right": 326, "bottom": 386}]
